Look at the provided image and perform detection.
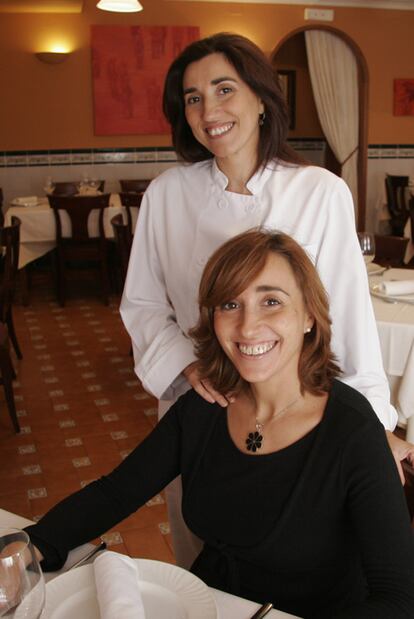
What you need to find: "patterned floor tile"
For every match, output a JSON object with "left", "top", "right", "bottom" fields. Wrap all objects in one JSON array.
[{"left": 0, "top": 274, "right": 166, "bottom": 562}]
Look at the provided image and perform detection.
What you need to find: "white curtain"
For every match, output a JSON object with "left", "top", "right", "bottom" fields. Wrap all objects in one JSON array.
[{"left": 305, "top": 30, "right": 359, "bottom": 213}]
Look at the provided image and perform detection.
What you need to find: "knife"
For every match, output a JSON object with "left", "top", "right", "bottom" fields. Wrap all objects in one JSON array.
[
  {"left": 67, "top": 541, "right": 107, "bottom": 571},
  {"left": 249, "top": 602, "right": 273, "bottom": 619}
]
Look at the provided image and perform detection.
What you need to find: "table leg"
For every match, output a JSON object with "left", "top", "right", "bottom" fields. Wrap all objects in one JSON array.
[
  {"left": 19, "top": 267, "right": 30, "bottom": 306},
  {"left": 406, "top": 417, "right": 414, "bottom": 444}
]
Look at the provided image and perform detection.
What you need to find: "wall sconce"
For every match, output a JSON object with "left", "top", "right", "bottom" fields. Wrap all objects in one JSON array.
[
  {"left": 35, "top": 52, "right": 70, "bottom": 64},
  {"left": 96, "top": 0, "right": 143, "bottom": 12}
]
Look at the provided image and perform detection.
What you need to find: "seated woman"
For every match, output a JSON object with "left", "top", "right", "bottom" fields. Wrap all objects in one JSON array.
[{"left": 25, "top": 230, "right": 414, "bottom": 618}]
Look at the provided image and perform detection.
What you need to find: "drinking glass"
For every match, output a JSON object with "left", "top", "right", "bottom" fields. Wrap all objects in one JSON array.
[
  {"left": 88, "top": 178, "right": 100, "bottom": 192},
  {"left": 43, "top": 177, "right": 55, "bottom": 195},
  {"left": 357, "top": 232, "right": 376, "bottom": 265},
  {"left": 0, "top": 528, "right": 45, "bottom": 618}
]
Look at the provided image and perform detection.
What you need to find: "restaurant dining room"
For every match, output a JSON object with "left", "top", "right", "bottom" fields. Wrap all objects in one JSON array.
[{"left": 1, "top": 0, "right": 414, "bottom": 618}]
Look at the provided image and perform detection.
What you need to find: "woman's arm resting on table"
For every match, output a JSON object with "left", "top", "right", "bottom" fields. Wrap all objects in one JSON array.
[{"left": 24, "top": 402, "right": 186, "bottom": 570}]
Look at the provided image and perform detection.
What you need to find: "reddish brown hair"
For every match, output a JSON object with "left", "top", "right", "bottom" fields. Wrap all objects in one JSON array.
[{"left": 190, "top": 229, "right": 341, "bottom": 396}]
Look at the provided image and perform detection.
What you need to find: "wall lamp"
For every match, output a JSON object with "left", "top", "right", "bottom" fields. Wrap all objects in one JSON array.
[
  {"left": 96, "top": 0, "right": 143, "bottom": 12},
  {"left": 35, "top": 52, "right": 70, "bottom": 64}
]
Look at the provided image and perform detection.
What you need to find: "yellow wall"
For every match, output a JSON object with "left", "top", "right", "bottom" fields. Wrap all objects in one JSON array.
[{"left": 1, "top": 0, "right": 413, "bottom": 150}]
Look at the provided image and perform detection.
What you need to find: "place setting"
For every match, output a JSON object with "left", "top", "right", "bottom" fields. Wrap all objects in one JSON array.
[{"left": 43, "top": 551, "right": 218, "bottom": 619}]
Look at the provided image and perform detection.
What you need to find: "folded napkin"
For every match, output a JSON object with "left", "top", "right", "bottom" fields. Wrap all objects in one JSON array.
[
  {"left": 379, "top": 280, "right": 414, "bottom": 296},
  {"left": 13, "top": 196, "right": 38, "bottom": 206},
  {"left": 78, "top": 186, "right": 102, "bottom": 196},
  {"left": 93, "top": 551, "right": 146, "bottom": 619}
]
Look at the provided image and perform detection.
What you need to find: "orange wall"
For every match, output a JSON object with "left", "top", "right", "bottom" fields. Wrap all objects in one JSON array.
[{"left": 0, "top": 0, "right": 413, "bottom": 149}]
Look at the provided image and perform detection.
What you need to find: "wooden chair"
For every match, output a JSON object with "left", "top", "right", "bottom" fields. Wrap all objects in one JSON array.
[
  {"left": 374, "top": 234, "right": 409, "bottom": 268},
  {"left": 52, "top": 182, "right": 78, "bottom": 197},
  {"left": 0, "top": 322, "right": 19, "bottom": 432},
  {"left": 119, "top": 179, "right": 150, "bottom": 193},
  {"left": 52, "top": 181, "right": 105, "bottom": 196},
  {"left": 385, "top": 174, "right": 409, "bottom": 237},
  {"left": 111, "top": 214, "right": 133, "bottom": 286},
  {"left": 119, "top": 192, "right": 143, "bottom": 237},
  {"left": 402, "top": 461, "right": 414, "bottom": 526},
  {"left": 0, "top": 187, "right": 4, "bottom": 226},
  {"left": 49, "top": 194, "right": 111, "bottom": 306},
  {"left": 0, "top": 216, "right": 22, "bottom": 359}
]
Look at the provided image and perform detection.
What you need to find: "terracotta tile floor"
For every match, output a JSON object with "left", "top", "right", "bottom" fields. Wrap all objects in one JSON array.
[{"left": 0, "top": 269, "right": 175, "bottom": 564}]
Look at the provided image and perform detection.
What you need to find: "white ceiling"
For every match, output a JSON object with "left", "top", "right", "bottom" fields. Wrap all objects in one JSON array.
[
  {"left": 1, "top": 0, "right": 413, "bottom": 11},
  {"left": 166, "top": 0, "right": 414, "bottom": 9}
]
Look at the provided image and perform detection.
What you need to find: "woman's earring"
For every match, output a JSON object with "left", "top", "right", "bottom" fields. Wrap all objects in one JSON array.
[
  {"left": 304, "top": 327, "right": 311, "bottom": 333},
  {"left": 258, "top": 112, "right": 266, "bottom": 126}
]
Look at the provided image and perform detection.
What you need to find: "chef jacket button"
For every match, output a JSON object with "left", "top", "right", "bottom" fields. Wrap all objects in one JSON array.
[
  {"left": 245, "top": 203, "right": 255, "bottom": 213},
  {"left": 218, "top": 198, "right": 227, "bottom": 209}
]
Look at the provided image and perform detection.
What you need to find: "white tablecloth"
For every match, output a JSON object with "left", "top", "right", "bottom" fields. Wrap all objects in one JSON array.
[
  {"left": 4, "top": 194, "right": 132, "bottom": 269},
  {"left": 370, "top": 268, "right": 414, "bottom": 441},
  {"left": 0, "top": 509, "right": 299, "bottom": 619}
]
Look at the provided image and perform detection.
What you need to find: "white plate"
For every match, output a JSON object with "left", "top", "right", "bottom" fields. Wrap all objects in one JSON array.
[
  {"left": 366, "top": 263, "right": 386, "bottom": 276},
  {"left": 44, "top": 559, "right": 217, "bottom": 619},
  {"left": 11, "top": 197, "right": 40, "bottom": 207},
  {"left": 370, "top": 283, "right": 414, "bottom": 305}
]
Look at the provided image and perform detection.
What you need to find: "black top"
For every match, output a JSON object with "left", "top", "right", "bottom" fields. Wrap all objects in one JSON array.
[{"left": 26, "top": 380, "right": 414, "bottom": 618}]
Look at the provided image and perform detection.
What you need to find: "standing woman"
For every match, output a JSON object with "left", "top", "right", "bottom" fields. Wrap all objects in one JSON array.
[{"left": 120, "top": 32, "right": 412, "bottom": 568}]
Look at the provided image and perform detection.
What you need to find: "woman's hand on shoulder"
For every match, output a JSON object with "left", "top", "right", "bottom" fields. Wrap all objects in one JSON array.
[
  {"left": 386, "top": 430, "right": 414, "bottom": 484},
  {"left": 183, "top": 362, "right": 233, "bottom": 407}
]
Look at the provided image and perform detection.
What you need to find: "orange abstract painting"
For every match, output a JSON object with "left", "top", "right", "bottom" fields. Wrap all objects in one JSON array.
[
  {"left": 393, "top": 79, "right": 414, "bottom": 116},
  {"left": 91, "top": 25, "right": 200, "bottom": 135}
]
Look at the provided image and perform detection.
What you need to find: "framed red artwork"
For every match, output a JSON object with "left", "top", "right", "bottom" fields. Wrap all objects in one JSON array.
[
  {"left": 91, "top": 25, "right": 200, "bottom": 135},
  {"left": 393, "top": 79, "right": 414, "bottom": 116}
]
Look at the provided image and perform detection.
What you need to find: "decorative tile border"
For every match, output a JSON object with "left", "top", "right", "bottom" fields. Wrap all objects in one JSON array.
[
  {"left": 368, "top": 144, "right": 414, "bottom": 159},
  {"left": 0, "top": 147, "right": 178, "bottom": 168},
  {"left": 1, "top": 143, "right": 413, "bottom": 168}
]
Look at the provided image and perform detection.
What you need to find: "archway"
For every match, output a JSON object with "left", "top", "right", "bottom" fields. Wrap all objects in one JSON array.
[{"left": 271, "top": 26, "right": 369, "bottom": 231}]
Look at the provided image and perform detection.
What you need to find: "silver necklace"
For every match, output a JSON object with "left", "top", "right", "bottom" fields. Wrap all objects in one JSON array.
[{"left": 245, "top": 395, "right": 302, "bottom": 453}]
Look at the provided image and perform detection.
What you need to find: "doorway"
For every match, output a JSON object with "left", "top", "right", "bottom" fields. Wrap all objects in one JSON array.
[{"left": 271, "top": 26, "right": 369, "bottom": 231}]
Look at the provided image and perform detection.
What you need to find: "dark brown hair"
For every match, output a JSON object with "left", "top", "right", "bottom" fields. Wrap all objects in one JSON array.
[
  {"left": 163, "top": 32, "right": 305, "bottom": 170},
  {"left": 190, "top": 229, "right": 341, "bottom": 396}
]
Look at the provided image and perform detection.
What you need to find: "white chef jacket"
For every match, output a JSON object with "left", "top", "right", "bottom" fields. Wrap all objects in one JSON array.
[{"left": 120, "top": 158, "right": 397, "bottom": 430}]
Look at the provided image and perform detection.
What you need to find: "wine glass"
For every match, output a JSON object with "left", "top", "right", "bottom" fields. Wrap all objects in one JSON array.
[
  {"left": 357, "top": 232, "right": 376, "bottom": 265},
  {"left": 43, "top": 176, "right": 55, "bottom": 195},
  {"left": 88, "top": 178, "right": 100, "bottom": 193},
  {"left": 0, "top": 528, "right": 45, "bottom": 618}
]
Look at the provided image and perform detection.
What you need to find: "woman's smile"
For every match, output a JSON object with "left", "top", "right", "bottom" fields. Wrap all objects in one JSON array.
[
  {"left": 237, "top": 341, "right": 277, "bottom": 357},
  {"left": 205, "top": 122, "right": 235, "bottom": 137}
]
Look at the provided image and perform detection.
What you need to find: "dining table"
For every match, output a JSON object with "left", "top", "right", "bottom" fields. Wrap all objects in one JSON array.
[
  {"left": 0, "top": 508, "right": 300, "bottom": 619},
  {"left": 369, "top": 266, "right": 414, "bottom": 442},
  {"left": 4, "top": 193, "right": 134, "bottom": 270}
]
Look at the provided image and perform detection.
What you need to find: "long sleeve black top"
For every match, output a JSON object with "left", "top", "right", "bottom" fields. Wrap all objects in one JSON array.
[{"left": 26, "top": 380, "right": 414, "bottom": 618}]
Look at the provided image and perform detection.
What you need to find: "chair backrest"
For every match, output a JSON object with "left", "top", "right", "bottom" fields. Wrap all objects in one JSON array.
[
  {"left": 402, "top": 461, "right": 414, "bottom": 524},
  {"left": 385, "top": 174, "right": 409, "bottom": 216},
  {"left": 111, "top": 214, "right": 133, "bottom": 283},
  {"left": 119, "top": 192, "right": 143, "bottom": 235},
  {"left": 0, "top": 216, "right": 20, "bottom": 323},
  {"left": 49, "top": 194, "right": 111, "bottom": 242},
  {"left": 119, "top": 179, "right": 151, "bottom": 193},
  {"left": 374, "top": 234, "right": 409, "bottom": 267},
  {"left": 52, "top": 182, "right": 79, "bottom": 197},
  {"left": 0, "top": 187, "right": 3, "bottom": 226}
]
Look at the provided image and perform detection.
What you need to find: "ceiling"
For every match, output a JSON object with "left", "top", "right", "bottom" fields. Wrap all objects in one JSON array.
[
  {"left": 0, "top": 0, "right": 83, "bottom": 12},
  {"left": 1, "top": 0, "right": 413, "bottom": 11},
  {"left": 168, "top": 0, "right": 414, "bottom": 9}
]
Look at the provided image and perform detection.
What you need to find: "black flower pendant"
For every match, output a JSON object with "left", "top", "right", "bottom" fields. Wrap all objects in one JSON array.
[{"left": 246, "top": 431, "right": 263, "bottom": 452}]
